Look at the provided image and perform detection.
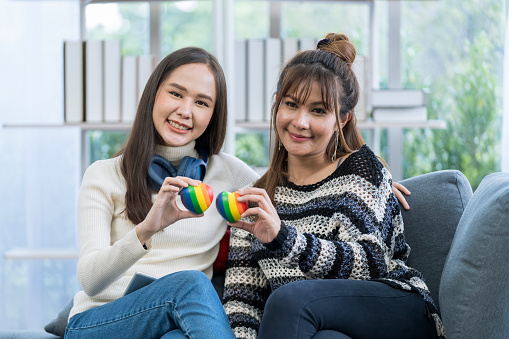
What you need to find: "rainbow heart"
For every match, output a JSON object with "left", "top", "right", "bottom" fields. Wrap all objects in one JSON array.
[
  {"left": 216, "top": 191, "right": 248, "bottom": 222},
  {"left": 179, "top": 183, "right": 214, "bottom": 214}
]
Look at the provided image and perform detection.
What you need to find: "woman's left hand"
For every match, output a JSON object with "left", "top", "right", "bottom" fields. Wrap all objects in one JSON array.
[
  {"left": 393, "top": 182, "right": 411, "bottom": 210},
  {"left": 229, "top": 187, "right": 281, "bottom": 244}
]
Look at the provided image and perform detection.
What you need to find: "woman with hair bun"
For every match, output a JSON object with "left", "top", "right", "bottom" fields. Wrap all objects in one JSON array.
[{"left": 223, "top": 33, "right": 444, "bottom": 339}]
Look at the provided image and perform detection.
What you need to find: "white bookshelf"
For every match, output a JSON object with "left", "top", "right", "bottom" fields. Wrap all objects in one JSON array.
[{"left": 3, "top": 118, "right": 446, "bottom": 160}]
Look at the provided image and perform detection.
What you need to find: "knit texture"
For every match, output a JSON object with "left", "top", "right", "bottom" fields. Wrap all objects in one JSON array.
[
  {"left": 69, "top": 141, "right": 260, "bottom": 320},
  {"left": 223, "top": 145, "right": 445, "bottom": 338}
]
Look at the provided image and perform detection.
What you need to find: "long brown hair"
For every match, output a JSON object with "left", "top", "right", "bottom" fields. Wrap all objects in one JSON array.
[
  {"left": 117, "top": 47, "right": 228, "bottom": 225},
  {"left": 254, "top": 33, "right": 365, "bottom": 200}
]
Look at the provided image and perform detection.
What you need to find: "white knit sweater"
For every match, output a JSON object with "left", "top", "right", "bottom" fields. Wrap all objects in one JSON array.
[{"left": 69, "top": 141, "right": 259, "bottom": 320}]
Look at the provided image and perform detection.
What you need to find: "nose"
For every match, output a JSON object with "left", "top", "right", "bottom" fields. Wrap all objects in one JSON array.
[
  {"left": 292, "top": 109, "right": 309, "bottom": 129},
  {"left": 176, "top": 99, "right": 192, "bottom": 118}
]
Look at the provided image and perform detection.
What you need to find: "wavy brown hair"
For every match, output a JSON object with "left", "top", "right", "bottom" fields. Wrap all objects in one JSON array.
[
  {"left": 117, "top": 47, "right": 228, "bottom": 225},
  {"left": 254, "top": 33, "right": 365, "bottom": 200}
]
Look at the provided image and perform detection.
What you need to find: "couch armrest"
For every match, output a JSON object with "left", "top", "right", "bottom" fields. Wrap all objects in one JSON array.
[
  {"left": 439, "top": 172, "right": 509, "bottom": 339},
  {"left": 398, "top": 170, "right": 472, "bottom": 310}
]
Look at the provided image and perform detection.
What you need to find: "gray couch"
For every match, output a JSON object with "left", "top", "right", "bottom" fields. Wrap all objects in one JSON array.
[{"left": 2, "top": 170, "right": 509, "bottom": 339}]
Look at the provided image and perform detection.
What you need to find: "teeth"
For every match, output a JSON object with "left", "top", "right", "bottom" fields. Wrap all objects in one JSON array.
[{"left": 168, "top": 121, "right": 189, "bottom": 130}]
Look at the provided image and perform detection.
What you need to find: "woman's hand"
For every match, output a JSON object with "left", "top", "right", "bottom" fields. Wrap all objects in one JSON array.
[
  {"left": 393, "top": 182, "right": 411, "bottom": 210},
  {"left": 137, "top": 176, "right": 203, "bottom": 244},
  {"left": 229, "top": 187, "right": 281, "bottom": 244}
]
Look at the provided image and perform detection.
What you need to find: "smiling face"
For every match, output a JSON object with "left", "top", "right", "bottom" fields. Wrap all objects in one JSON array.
[
  {"left": 276, "top": 81, "right": 347, "bottom": 161},
  {"left": 152, "top": 63, "right": 216, "bottom": 147}
]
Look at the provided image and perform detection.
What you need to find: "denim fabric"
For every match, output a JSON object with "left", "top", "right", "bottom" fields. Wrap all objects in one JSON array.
[
  {"left": 258, "top": 279, "right": 436, "bottom": 339},
  {"left": 64, "top": 271, "right": 235, "bottom": 339}
]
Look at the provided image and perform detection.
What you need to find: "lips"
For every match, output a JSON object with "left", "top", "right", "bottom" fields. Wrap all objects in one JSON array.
[
  {"left": 167, "top": 120, "right": 191, "bottom": 132},
  {"left": 288, "top": 131, "right": 311, "bottom": 142}
]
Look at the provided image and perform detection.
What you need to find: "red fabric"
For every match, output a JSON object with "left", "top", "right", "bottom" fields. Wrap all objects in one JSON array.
[{"left": 213, "top": 228, "right": 230, "bottom": 273}]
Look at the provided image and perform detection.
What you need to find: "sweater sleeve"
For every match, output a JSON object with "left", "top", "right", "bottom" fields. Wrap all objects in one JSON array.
[
  {"left": 263, "top": 160, "right": 404, "bottom": 281},
  {"left": 76, "top": 159, "right": 147, "bottom": 296},
  {"left": 218, "top": 152, "right": 260, "bottom": 190},
  {"left": 223, "top": 228, "right": 271, "bottom": 339}
]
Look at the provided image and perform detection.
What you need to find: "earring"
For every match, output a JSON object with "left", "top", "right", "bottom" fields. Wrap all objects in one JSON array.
[
  {"left": 332, "top": 133, "right": 339, "bottom": 162},
  {"left": 278, "top": 139, "right": 282, "bottom": 151}
]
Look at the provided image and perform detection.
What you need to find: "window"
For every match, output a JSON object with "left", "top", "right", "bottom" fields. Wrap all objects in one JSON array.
[
  {"left": 400, "top": 0, "right": 506, "bottom": 189},
  {"left": 85, "top": 1, "right": 272, "bottom": 168},
  {"left": 86, "top": 2, "right": 150, "bottom": 55},
  {"left": 160, "top": 1, "right": 213, "bottom": 54},
  {"left": 281, "top": 1, "right": 369, "bottom": 55}
]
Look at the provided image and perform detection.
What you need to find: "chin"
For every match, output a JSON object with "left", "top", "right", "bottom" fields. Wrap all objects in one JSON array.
[{"left": 162, "top": 136, "right": 190, "bottom": 147}]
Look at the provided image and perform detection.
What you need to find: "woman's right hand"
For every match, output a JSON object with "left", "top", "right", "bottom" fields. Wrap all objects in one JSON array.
[
  {"left": 136, "top": 176, "right": 203, "bottom": 244},
  {"left": 229, "top": 187, "right": 282, "bottom": 244}
]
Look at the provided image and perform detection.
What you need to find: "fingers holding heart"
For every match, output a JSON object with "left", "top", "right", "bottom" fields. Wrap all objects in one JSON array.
[{"left": 229, "top": 187, "right": 281, "bottom": 243}]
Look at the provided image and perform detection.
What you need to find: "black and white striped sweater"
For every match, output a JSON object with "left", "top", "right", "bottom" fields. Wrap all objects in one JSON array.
[{"left": 223, "top": 145, "right": 445, "bottom": 339}]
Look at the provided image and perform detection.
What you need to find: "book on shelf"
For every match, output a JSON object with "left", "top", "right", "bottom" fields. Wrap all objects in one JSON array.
[
  {"left": 281, "top": 38, "right": 298, "bottom": 64},
  {"left": 234, "top": 40, "right": 247, "bottom": 121},
  {"left": 246, "top": 39, "right": 265, "bottom": 122},
  {"left": 104, "top": 40, "right": 122, "bottom": 122},
  {"left": 63, "top": 40, "right": 85, "bottom": 123},
  {"left": 264, "top": 38, "right": 281, "bottom": 121},
  {"left": 371, "top": 89, "right": 429, "bottom": 108},
  {"left": 372, "top": 106, "right": 428, "bottom": 122},
  {"left": 137, "top": 55, "right": 155, "bottom": 104},
  {"left": 352, "top": 55, "right": 367, "bottom": 122},
  {"left": 121, "top": 55, "right": 138, "bottom": 123},
  {"left": 85, "top": 40, "right": 104, "bottom": 123}
]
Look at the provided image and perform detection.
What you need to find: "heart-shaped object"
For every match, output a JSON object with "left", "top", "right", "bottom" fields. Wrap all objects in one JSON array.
[
  {"left": 216, "top": 191, "right": 248, "bottom": 222},
  {"left": 179, "top": 183, "right": 214, "bottom": 214}
]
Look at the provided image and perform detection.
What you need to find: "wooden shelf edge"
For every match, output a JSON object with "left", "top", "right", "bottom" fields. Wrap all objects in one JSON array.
[
  {"left": 4, "top": 248, "right": 79, "bottom": 260},
  {"left": 3, "top": 119, "right": 446, "bottom": 132},
  {"left": 236, "top": 119, "right": 447, "bottom": 130},
  {"left": 2, "top": 123, "right": 133, "bottom": 131}
]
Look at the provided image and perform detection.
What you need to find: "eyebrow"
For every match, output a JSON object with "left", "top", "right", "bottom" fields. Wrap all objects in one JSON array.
[
  {"left": 168, "top": 82, "right": 214, "bottom": 103},
  {"left": 284, "top": 94, "right": 323, "bottom": 106}
]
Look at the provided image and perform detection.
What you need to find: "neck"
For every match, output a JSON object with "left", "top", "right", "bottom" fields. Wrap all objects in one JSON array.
[
  {"left": 287, "top": 154, "right": 339, "bottom": 185},
  {"left": 154, "top": 141, "right": 199, "bottom": 164}
]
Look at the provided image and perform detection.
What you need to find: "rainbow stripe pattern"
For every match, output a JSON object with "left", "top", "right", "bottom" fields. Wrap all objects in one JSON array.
[
  {"left": 216, "top": 191, "right": 249, "bottom": 223},
  {"left": 179, "top": 183, "right": 214, "bottom": 214}
]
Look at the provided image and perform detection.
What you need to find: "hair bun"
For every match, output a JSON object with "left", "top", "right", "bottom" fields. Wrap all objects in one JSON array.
[{"left": 317, "top": 33, "right": 356, "bottom": 66}]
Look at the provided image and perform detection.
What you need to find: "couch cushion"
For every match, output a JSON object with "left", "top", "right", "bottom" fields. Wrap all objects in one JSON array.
[
  {"left": 43, "top": 299, "right": 73, "bottom": 338},
  {"left": 398, "top": 170, "right": 472, "bottom": 310},
  {"left": 439, "top": 172, "right": 509, "bottom": 339}
]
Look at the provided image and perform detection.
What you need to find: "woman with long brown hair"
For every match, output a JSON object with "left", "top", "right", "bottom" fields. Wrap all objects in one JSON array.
[
  {"left": 223, "top": 34, "right": 444, "bottom": 339},
  {"left": 65, "top": 47, "right": 258, "bottom": 339}
]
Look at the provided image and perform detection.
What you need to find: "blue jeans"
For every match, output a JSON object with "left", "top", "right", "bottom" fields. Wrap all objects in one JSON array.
[
  {"left": 258, "top": 279, "right": 436, "bottom": 339},
  {"left": 65, "top": 270, "right": 235, "bottom": 339}
]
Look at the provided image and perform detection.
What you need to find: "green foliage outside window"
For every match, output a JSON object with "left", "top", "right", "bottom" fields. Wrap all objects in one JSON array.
[
  {"left": 160, "top": 2, "right": 213, "bottom": 55},
  {"left": 86, "top": 3, "right": 149, "bottom": 56},
  {"left": 281, "top": 2, "right": 369, "bottom": 55},
  {"left": 401, "top": 0, "right": 505, "bottom": 190},
  {"left": 235, "top": 132, "right": 270, "bottom": 167},
  {"left": 89, "top": 131, "right": 128, "bottom": 164}
]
